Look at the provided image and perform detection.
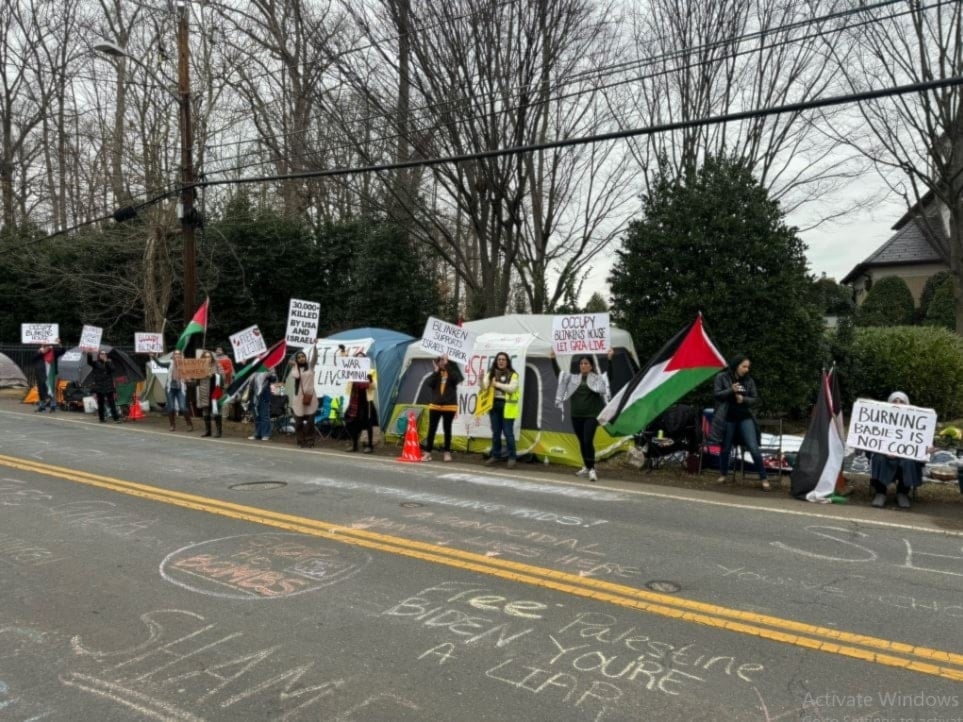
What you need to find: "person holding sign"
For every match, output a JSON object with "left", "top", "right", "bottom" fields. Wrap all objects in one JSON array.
[
  {"left": 481, "top": 352, "right": 520, "bottom": 468},
  {"left": 553, "top": 350, "right": 614, "bottom": 482},
  {"left": 289, "top": 346, "right": 319, "bottom": 448},
  {"left": 869, "top": 391, "right": 925, "bottom": 510},
  {"left": 709, "top": 355, "right": 770, "bottom": 491},
  {"left": 344, "top": 351, "right": 377, "bottom": 453},
  {"left": 423, "top": 354, "right": 464, "bottom": 462},
  {"left": 87, "top": 350, "right": 121, "bottom": 423},
  {"left": 31, "top": 341, "right": 66, "bottom": 412},
  {"left": 196, "top": 350, "right": 225, "bottom": 438},
  {"left": 155, "top": 351, "right": 194, "bottom": 432}
]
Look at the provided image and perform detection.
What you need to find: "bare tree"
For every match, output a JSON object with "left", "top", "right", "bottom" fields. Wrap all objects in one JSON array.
[{"left": 829, "top": 1, "right": 963, "bottom": 331}]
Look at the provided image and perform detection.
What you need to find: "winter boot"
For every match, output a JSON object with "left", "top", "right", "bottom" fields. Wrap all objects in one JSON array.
[
  {"left": 202, "top": 415, "right": 212, "bottom": 437},
  {"left": 214, "top": 417, "right": 222, "bottom": 438},
  {"left": 168, "top": 412, "right": 176, "bottom": 431},
  {"left": 183, "top": 410, "right": 194, "bottom": 432}
]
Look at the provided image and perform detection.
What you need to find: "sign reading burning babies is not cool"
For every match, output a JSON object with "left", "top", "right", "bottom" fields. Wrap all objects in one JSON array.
[{"left": 846, "top": 398, "right": 937, "bottom": 462}]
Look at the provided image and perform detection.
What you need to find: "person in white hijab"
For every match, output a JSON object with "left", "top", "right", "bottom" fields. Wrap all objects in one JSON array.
[{"left": 869, "top": 391, "right": 922, "bottom": 510}]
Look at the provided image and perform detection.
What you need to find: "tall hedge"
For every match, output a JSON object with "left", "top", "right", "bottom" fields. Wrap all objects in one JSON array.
[
  {"left": 856, "top": 276, "right": 915, "bottom": 327},
  {"left": 847, "top": 326, "right": 963, "bottom": 418},
  {"left": 923, "top": 274, "right": 956, "bottom": 330}
]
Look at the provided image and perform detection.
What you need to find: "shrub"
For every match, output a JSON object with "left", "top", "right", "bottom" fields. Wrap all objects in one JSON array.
[
  {"left": 848, "top": 325, "right": 963, "bottom": 418},
  {"left": 855, "top": 276, "right": 915, "bottom": 327},
  {"left": 923, "top": 275, "right": 956, "bottom": 330}
]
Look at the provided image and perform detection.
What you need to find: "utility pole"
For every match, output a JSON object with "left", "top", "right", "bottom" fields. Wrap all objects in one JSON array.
[{"left": 177, "top": 0, "right": 197, "bottom": 324}]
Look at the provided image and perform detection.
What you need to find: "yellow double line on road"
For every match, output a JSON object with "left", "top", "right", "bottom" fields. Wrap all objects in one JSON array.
[{"left": 4, "top": 452, "right": 963, "bottom": 683}]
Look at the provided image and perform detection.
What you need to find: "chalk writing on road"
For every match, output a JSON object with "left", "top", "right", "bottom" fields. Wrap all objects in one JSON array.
[{"left": 160, "top": 532, "right": 372, "bottom": 599}]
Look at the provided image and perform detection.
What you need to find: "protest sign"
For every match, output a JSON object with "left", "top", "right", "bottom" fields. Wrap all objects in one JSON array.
[
  {"left": 336, "top": 355, "right": 372, "bottom": 383},
  {"left": 420, "top": 316, "right": 477, "bottom": 366},
  {"left": 135, "top": 332, "right": 165, "bottom": 354},
  {"left": 285, "top": 298, "right": 320, "bottom": 348},
  {"left": 79, "top": 325, "right": 103, "bottom": 352},
  {"left": 846, "top": 398, "right": 937, "bottom": 462},
  {"left": 230, "top": 325, "right": 267, "bottom": 363},
  {"left": 453, "top": 333, "right": 532, "bottom": 438},
  {"left": 176, "top": 357, "right": 213, "bottom": 380},
  {"left": 307, "top": 338, "right": 375, "bottom": 402},
  {"left": 551, "top": 312, "right": 609, "bottom": 354},
  {"left": 21, "top": 323, "right": 59, "bottom": 344}
]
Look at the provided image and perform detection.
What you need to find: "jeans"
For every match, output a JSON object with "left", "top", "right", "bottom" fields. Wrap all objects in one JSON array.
[
  {"left": 489, "top": 399, "right": 516, "bottom": 460},
  {"left": 719, "top": 418, "right": 767, "bottom": 479},
  {"left": 255, "top": 393, "right": 273, "bottom": 439},
  {"left": 572, "top": 416, "right": 599, "bottom": 470},
  {"left": 165, "top": 386, "right": 187, "bottom": 413}
]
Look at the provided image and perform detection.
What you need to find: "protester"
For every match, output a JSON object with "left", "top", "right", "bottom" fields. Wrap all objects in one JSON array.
[
  {"left": 87, "top": 349, "right": 121, "bottom": 423},
  {"left": 289, "top": 346, "right": 319, "bottom": 448},
  {"left": 868, "top": 391, "right": 925, "bottom": 510},
  {"left": 709, "top": 355, "right": 770, "bottom": 491},
  {"left": 154, "top": 350, "right": 194, "bottom": 432},
  {"left": 214, "top": 345, "right": 234, "bottom": 386},
  {"left": 423, "top": 354, "right": 463, "bottom": 462},
  {"left": 553, "top": 350, "right": 614, "bottom": 482},
  {"left": 31, "top": 340, "right": 66, "bottom": 412},
  {"left": 248, "top": 370, "right": 275, "bottom": 441},
  {"left": 481, "top": 352, "right": 520, "bottom": 468},
  {"left": 196, "top": 350, "right": 225, "bottom": 438},
  {"left": 344, "top": 351, "right": 376, "bottom": 453}
]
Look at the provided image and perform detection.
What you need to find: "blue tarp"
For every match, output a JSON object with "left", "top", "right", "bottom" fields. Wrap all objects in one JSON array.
[{"left": 327, "top": 327, "right": 416, "bottom": 425}]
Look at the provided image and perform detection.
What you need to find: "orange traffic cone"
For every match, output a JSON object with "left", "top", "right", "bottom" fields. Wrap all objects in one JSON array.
[
  {"left": 127, "top": 393, "right": 146, "bottom": 422},
  {"left": 397, "top": 411, "right": 423, "bottom": 463}
]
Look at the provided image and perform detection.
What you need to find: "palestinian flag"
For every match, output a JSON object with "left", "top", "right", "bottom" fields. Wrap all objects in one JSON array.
[
  {"left": 175, "top": 298, "right": 210, "bottom": 352},
  {"left": 598, "top": 314, "right": 726, "bottom": 437},
  {"left": 790, "top": 369, "right": 846, "bottom": 502},
  {"left": 225, "top": 339, "right": 287, "bottom": 399}
]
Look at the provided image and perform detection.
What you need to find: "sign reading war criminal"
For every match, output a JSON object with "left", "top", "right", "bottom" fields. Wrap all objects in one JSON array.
[
  {"left": 846, "top": 398, "right": 937, "bottom": 462},
  {"left": 420, "top": 316, "right": 477, "bottom": 366},
  {"left": 285, "top": 298, "right": 320, "bottom": 348},
  {"left": 335, "top": 355, "right": 371, "bottom": 383},
  {"left": 551, "top": 313, "right": 609, "bottom": 354}
]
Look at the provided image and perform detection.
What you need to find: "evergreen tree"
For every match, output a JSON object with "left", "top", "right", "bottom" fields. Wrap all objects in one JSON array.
[
  {"left": 609, "top": 155, "right": 825, "bottom": 412},
  {"left": 855, "top": 276, "right": 915, "bottom": 327}
]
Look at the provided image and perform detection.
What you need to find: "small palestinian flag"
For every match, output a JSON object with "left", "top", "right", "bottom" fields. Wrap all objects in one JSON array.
[
  {"left": 790, "top": 369, "right": 846, "bottom": 502},
  {"left": 598, "top": 314, "right": 726, "bottom": 437},
  {"left": 175, "top": 298, "right": 209, "bottom": 352},
  {"left": 226, "top": 339, "right": 287, "bottom": 399}
]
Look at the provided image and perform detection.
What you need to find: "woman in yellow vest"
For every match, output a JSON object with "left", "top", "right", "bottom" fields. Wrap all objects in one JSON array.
[{"left": 481, "top": 351, "right": 520, "bottom": 468}]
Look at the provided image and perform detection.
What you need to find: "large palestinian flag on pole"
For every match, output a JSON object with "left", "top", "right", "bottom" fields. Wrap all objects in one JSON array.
[
  {"left": 175, "top": 298, "right": 209, "bottom": 352},
  {"left": 790, "top": 369, "right": 846, "bottom": 502},
  {"left": 598, "top": 314, "right": 726, "bottom": 437},
  {"left": 225, "top": 339, "right": 287, "bottom": 399}
]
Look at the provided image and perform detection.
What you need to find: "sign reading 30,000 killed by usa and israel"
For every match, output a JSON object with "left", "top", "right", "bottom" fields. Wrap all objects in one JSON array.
[{"left": 845, "top": 398, "right": 937, "bottom": 462}]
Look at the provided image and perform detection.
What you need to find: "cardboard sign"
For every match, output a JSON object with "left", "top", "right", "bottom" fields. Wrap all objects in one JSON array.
[
  {"left": 336, "top": 356, "right": 372, "bottom": 383},
  {"left": 79, "top": 325, "right": 104, "bottom": 352},
  {"left": 176, "top": 357, "right": 213, "bottom": 380},
  {"left": 420, "top": 316, "right": 477, "bottom": 366},
  {"left": 552, "top": 312, "right": 609, "bottom": 354},
  {"left": 21, "top": 323, "right": 59, "bottom": 344},
  {"left": 135, "top": 332, "right": 165, "bottom": 354},
  {"left": 230, "top": 325, "right": 267, "bottom": 363},
  {"left": 846, "top": 398, "right": 937, "bottom": 462},
  {"left": 285, "top": 298, "right": 320, "bottom": 348}
]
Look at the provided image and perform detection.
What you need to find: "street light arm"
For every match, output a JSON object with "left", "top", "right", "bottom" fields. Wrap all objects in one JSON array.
[{"left": 92, "top": 39, "right": 177, "bottom": 96}]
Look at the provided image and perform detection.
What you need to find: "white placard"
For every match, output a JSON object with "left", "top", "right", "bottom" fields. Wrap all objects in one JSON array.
[
  {"left": 21, "top": 323, "right": 59, "bottom": 344},
  {"left": 285, "top": 298, "right": 320, "bottom": 348},
  {"left": 846, "top": 398, "right": 937, "bottom": 462},
  {"left": 230, "top": 325, "right": 267, "bottom": 363},
  {"left": 135, "top": 332, "right": 165, "bottom": 354},
  {"left": 308, "top": 338, "right": 375, "bottom": 402},
  {"left": 79, "top": 325, "right": 103, "bottom": 352},
  {"left": 336, "top": 355, "right": 372, "bottom": 383},
  {"left": 551, "top": 312, "right": 609, "bottom": 355},
  {"left": 420, "top": 316, "right": 477, "bottom": 366},
  {"left": 453, "top": 333, "right": 533, "bottom": 438}
]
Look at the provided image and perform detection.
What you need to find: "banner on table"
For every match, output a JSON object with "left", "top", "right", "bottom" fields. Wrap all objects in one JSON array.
[
  {"left": 230, "top": 325, "right": 267, "bottom": 363},
  {"left": 21, "top": 323, "right": 59, "bottom": 344},
  {"left": 419, "top": 316, "right": 477, "bottom": 366},
  {"left": 846, "top": 398, "right": 937, "bottom": 462},
  {"left": 551, "top": 312, "right": 609, "bottom": 355},
  {"left": 285, "top": 298, "right": 320, "bottom": 348},
  {"left": 79, "top": 325, "right": 103, "bottom": 352},
  {"left": 135, "top": 332, "right": 165, "bottom": 354}
]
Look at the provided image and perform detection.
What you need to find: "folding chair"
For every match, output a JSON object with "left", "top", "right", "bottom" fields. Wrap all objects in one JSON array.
[
  {"left": 270, "top": 393, "right": 294, "bottom": 436},
  {"left": 315, "top": 395, "right": 346, "bottom": 440}
]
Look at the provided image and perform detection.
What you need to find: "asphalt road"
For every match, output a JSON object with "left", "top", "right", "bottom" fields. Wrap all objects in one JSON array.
[{"left": 0, "top": 405, "right": 961, "bottom": 722}]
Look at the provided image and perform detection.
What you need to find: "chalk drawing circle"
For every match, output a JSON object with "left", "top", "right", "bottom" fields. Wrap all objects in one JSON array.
[
  {"left": 399, "top": 502, "right": 424, "bottom": 508},
  {"left": 645, "top": 580, "right": 681, "bottom": 593},
  {"left": 160, "top": 532, "right": 371, "bottom": 600},
  {"left": 229, "top": 481, "right": 288, "bottom": 491}
]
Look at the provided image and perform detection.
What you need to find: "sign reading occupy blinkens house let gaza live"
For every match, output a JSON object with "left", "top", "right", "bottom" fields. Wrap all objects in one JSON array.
[
  {"left": 551, "top": 313, "right": 609, "bottom": 355},
  {"left": 845, "top": 398, "right": 937, "bottom": 462}
]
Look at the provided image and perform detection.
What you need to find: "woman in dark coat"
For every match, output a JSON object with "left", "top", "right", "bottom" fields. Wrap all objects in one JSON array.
[
  {"left": 87, "top": 349, "right": 121, "bottom": 423},
  {"left": 709, "top": 355, "right": 770, "bottom": 490},
  {"left": 423, "top": 354, "right": 464, "bottom": 462}
]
